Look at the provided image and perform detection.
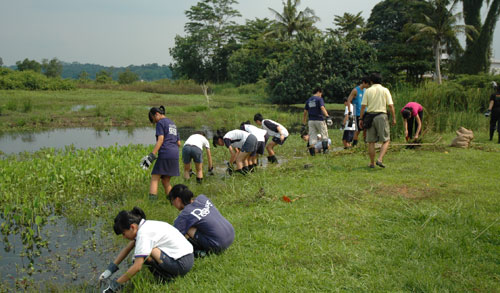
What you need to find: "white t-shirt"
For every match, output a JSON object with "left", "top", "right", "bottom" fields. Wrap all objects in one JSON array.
[
  {"left": 261, "top": 119, "right": 289, "bottom": 138},
  {"left": 134, "top": 219, "right": 193, "bottom": 260},
  {"left": 184, "top": 134, "right": 210, "bottom": 151},
  {"left": 242, "top": 124, "right": 266, "bottom": 142},
  {"left": 344, "top": 105, "right": 356, "bottom": 131},
  {"left": 223, "top": 129, "right": 250, "bottom": 149}
]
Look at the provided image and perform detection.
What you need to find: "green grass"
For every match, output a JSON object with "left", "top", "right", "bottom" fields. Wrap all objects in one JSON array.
[{"left": 1, "top": 130, "right": 499, "bottom": 292}]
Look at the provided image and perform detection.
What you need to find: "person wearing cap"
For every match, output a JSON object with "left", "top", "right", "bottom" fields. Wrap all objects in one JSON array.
[
  {"left": 302, "top": 87, "right": 332, "bottom": 154},
  {"left": 485, "top": 81, "right": 500, "bottom": 143},
  {"left": 212, "top": 129, "right": 258, "bottom": 175},
  {"left": 401, "top": 102, "right": 424, "bottom": 140}
]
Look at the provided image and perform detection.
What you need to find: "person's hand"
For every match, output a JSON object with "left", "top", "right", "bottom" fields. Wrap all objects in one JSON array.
[
  {"left": 300, "top": 124, "right": 307, "bottom": 134},
  {"left": 484, "top": 109, "right": 491, "bottom": 117},
  {"left": 325, "top": 116, "right": 333, "bottom": 126},
  {"left": 414, "top": 134, "right": 419, "bottom": 139},
  {"left": 208, "top": 167, "right": 214, "bottom": 176},
  {"left": 102, "top": 279, "right": 122, "bottom": 293},
  {"left": 140, "top": 153, "right": 157, "bottom": 170},
  {"left": 404, "top": 130, "right": 408, "bottom": 138},
  {"left": 359, "top": 119, "right": 363, "bottom": 129},
  {"left": 280, "top": 134, "right": 284, "bottom": 142},
  {"left": 99, "top": 263, "right": 118, "bottom": 281}
]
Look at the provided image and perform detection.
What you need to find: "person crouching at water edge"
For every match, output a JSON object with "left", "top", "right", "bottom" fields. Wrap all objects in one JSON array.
[
  {"left": 213, "top": 129, "right": 258, "bottom": 175},
  {"left": 240, "top": 121, "right": 268, "bottom": 172},
  {"left": 253, "top": 113, "right": 289, "bottom": 163},
  {"left": 99, "top": 207, "right": 194, "bottom": 292},
  {"left": 182, "top": 131, "right": 214, "bottom": 184},
  {"left": 301, "top": 133, "right": 331, "bottom": 155},
  {"left": 169, "top": 184, "right": 235, "bottom": 258},
  {"left": 140, "top": 106, "right": 180, "bottom": 201}
]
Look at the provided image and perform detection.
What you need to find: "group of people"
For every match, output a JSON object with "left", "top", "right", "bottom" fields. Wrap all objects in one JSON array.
[{"left": 99, "top": 184, "right": 235, "bottom": 292}]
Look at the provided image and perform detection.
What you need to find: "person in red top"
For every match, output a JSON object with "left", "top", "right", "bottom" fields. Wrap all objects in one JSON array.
[{"left": 401, "top": 102, "right": 423, "bottom": 140}]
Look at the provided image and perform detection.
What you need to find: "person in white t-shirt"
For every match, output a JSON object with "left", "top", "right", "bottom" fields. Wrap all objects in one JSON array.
[
  {"left": 182, "top": 131, "right": 214, "bottom": 184},
  {"left": 99, "top": 207, "right": 194, "bottom": 292},
  {"left": 212, "top": 129, "right": 258, "bottom": 175},
  {"left": 253, "top": 113, "right": 289, "bottom": 164},
  {"left": 240, "top": 121, "right": 268, "bottom": 172},
  {"left": 300, "top": 133, "right": 331, "bottom": 155},
  {"left": 342, "top": 97, "right": 356, "bottom": 148}
]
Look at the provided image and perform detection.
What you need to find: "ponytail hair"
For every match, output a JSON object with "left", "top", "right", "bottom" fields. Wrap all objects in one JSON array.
[
  {"left": 401, "top": 107, "right": 412, "bottom": 119},
  {"left": 168, "top": 184, "right": 194, "bottom": 205},
  {"left": 113, "top": 206, "right": 146, "bottom": 235},
  {"left": 148, "top": 106, "right": 166, "bottom": 123}
]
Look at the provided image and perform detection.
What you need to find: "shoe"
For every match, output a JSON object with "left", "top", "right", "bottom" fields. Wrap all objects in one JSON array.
[
  {"left": 376, "top": 161, "right": 385, "bottom": 168},
  {"left": 369, "top": 164, "right": 375, "bottom": 168},
  {"left": 194, "top": 250, "right": 207, "bottom": 258},
  {"left": 149, "top": 194, "right": 158, "bottom": 201}
]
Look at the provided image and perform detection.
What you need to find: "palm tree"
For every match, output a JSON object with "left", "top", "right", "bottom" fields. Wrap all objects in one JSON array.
[
  {"left": 329, "top": 12, "right": 365, "bottom": 39},
  {"left": 408, "top": 0, "right": 476, "bottom": 84},
  {"left": 268, "top": 0, "right": 319, "bottom": 39}
]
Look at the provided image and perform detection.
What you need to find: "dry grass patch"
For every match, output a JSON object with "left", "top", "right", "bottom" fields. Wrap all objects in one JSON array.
[{"left": 375, "top": 184, "right": 441, "bottom": 200}]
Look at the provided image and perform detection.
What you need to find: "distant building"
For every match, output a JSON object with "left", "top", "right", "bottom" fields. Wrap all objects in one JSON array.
[{"left": 490, "top": 59, "right": 500, "bottom": 74}]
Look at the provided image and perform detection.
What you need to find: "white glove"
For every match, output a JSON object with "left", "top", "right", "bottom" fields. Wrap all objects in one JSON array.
[
  {"left": 326, "top": 117, "right": 333, "bottom": 126},
  {"left": 140, "top": 153, "right": 157, "bottom": 170},
  {"left": 100, "top": 262, "right": 118, "bottom": 280}
]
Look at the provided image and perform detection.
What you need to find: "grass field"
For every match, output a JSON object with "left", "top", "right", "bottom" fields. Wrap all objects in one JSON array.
[{"left": 1, "top": 124, "right": 499, "bottom": 291}]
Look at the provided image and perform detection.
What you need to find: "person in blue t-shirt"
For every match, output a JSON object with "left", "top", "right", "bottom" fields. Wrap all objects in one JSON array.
[
  {"left": 140, "top": 106, "right": 181, "bottom": 201},
  {"left": 346, "top": 76, "right": 370, "bottom": 146},
  {"left": 168, "top": 184, "right": 235, "bottom": 257},
  {"left": 302, "top": 87, "right": 332, "bottom": 155}
]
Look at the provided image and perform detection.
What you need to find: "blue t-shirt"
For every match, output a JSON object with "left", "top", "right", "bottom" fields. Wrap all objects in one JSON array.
[
  {"left": 352, "top": 86, "right": 365, "bottom": 117},
  {"left": 305, "top": 95, "right": 325, "bottom": 121},
  {"left": 173, "top": 195, "right": 235, "bottom": 250},
  {"left": 156, "top": 117, "right": 180, "bottom": 159}
]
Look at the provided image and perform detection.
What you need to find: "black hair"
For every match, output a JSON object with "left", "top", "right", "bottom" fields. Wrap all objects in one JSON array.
[
  {"left": 370, "top": 73, "right": 382, "bottom": 84},
  {"left": 193, "top": 130, "right": 206, "bottom": 137},
  {"left": 113, "top": 207, "right": 146, "bottom": 235},
  {"left": 313, "top": 87, "right": 323, "bottom": 94},
  {"left": 401, "top": 108, "right": 412, "bottom": 119},
  {"left": 148, "top": 106, "right": 166, "bottom": 123},
  {"left": 253, "top": 113, "right": 263, "bottom": 122},
  {"left": 239, "top": 120, "right": 251, "bottom": 130},
  {"left": 168, "top": 184, "right": 194, "bottom": 206},
  {"left": 361, "top": 76, "right": 370, "bottom": 84},
  {"left": 300, "top": 133, "right": 308, "bottom": 139},
  {"left": 343, "top": 97, "right": 349, "bottom": 102},
  {"left": 212, "top": 129, "right": 226, "bottom": 148}
]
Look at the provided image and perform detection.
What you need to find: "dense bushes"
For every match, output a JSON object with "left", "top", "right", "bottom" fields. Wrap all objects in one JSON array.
[{"left": 0, "top": 68, "right": 75, "bottom": 90}]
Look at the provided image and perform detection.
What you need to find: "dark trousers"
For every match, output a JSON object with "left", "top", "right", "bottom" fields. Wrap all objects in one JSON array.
[
  {"left": 490, "top": 109, "right": 500, "bottom": 140},
  {"left": 408, "top": 111, "right": 423, "bottom": 139}
]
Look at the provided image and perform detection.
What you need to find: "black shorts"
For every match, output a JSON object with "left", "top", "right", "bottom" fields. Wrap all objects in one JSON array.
[
  {"left": 241, "top": 134, "right": 258, "bottom": 153},
  {"left": 255, "top": 141, "right": 266, "bottom": 155},
  {"left": 342, "top": 130, "right": 354, "bottom": 142},
  {"left": 152, "top": 158, "right": 180, "bottom": 177},
  {"left": 145, "top": 250, "right": 194, "bottom": 280},
  {"left": 271, "top": 136, "right": 287, "bottom": 145}
]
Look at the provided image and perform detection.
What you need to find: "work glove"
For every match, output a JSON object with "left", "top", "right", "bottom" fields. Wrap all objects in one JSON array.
[
  {"left": 140, "top": 153, "right": 157, "bottom": 170},
  {"left": 226, "top": 162, "right": 234, "bottom": 175},
  {"left": 484, "top": 109, "right": 491, "bottom": 117},
  {"left": 102, "top": 279, "right": 122, "bottom": 293},
  {"left": 300, "top": 124, "right": 307, "bottom": 135},
  {"left": 99, "top": 262, "right": 118, "bottom": 281},
  {"left": 208, "top": 167, "right": 214, "bottom": 176},
  {"left": 325, "top": 116, "right": 333, "bottom": 126}
]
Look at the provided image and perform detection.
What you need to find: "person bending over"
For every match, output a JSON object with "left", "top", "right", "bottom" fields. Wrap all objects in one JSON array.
[
  {"left": 240, "top": 121, "right": 268, "bottom": 171},
  {"left": 253, "top": 113, "right": 289, "bottom": 163},
  {"left": 401, "top": 102, "right": 423, "bottom": 140},
  {"left": 169, "top": 184, "right": 235, "bottom": 257},
  {"left": 182, "top": 131, "right": 214, "bottom": 184},
  {"left": 213, "top": 129, "right": 258, "bottom": 175}
]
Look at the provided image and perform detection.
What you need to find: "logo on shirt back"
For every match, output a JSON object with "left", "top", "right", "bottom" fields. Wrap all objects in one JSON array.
[
  {"left": 169, "top": 125, "right": 177, "bottom": 136},
  {"left": 308, "top": 100, "right": 317, "bottom": 108},
  {"left": 191, "top": 200, "right": 213, "bottom": 220}
]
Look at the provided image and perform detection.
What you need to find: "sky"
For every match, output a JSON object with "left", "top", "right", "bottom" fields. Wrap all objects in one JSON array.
[{"left": 1, "top": 0, "right": 499, "bottom": 67}]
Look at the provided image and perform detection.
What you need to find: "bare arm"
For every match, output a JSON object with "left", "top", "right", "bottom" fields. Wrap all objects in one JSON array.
[
  {"left": 177, "top": 140, "right": 181, "bottom": 147},
  {"left": 303, "top": 110, "right": 308, "bottom": 125},
  {"left": 488, "top": 100, "right": 494, "bottom": 110},
  {"left": 320, "top": 105, "right": 329, "bottom": 117},
  {"left": 116, "top": 256, "right": 144, "bottom": 284},
  {"left": 359, "top": 105, "right": 366, "bottom": 128},
  {"left": 206, "top": 148, "right": 213, "bottom": 169},
  {"left": 403, "top": 119, "right": 409, "bottom": 137},
  {"left": 346, "top": 88, "right": 357, "bottom": 113},
  {"left": 415, "top": 115, "right": 422, "bottom": 138},
  {"left": 389, "top": 104, "right": 396, "bottom": 125},
  {"left": 276, "top": 126, "right": 284, "bottom": 141},
  {"left": 152, "top": 135, "right": 164, "bottom": 155},
  {"left": 228, "top": 146, "right": 237, "bottom": 164},
  {"left": 112, "top": 240, "right": 135, "bottom": 266}
]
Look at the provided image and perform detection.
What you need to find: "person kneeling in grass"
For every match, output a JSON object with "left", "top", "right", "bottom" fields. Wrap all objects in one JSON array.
[
  {"left": 301, "top": 133, "right": 331, "bottom": 155},
  {"left": 99, "top": 207, "right": 193, "bottom": 292},
  {"left": 169, "top": 184, "right": 235, "bottom": 258}
]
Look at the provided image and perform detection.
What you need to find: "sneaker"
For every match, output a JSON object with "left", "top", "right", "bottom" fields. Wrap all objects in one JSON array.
[
  {"left": 368, "top": 164, "right": 375, "bottom": 168},
  {"left": 376, "top": 161, "right": 386, "bottom": 168},
  {"left": 149, "top": 194, "right": 158, "bottom": 201},
  {"left": 194, "top": 250, "right": 207, "bottom": 258}
]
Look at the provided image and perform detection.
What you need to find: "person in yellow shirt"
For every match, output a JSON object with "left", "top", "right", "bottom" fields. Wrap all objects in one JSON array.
[{"left": 359, "top": 73, "right": 396, "bottom": 168}]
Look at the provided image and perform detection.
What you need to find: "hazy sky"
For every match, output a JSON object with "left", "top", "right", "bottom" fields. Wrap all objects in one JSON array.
[{"left": 1, "top": 0, "right": 498, "bottom": 67}]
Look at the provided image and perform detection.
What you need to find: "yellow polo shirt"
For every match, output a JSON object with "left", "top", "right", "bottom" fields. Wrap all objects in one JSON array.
[{"left": 361, "top": 84, "right": 393, "bottom": 113}]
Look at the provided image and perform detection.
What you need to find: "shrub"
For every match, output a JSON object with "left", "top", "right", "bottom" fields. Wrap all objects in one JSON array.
[
  {"left": 6, "top": 100, "right": 17, "bottom": 111},
  {"left": 22, "top": 98, "right": 32, "bottom": 113},
  {"left": 0, "top": 70, "right": 75, "bottom": 90}
]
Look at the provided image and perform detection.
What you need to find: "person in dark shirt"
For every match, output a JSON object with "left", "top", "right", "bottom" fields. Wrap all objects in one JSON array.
[
  {"left": 303, "top": 87, "right": 332, "bottom": 154},
  {"left": 140, "top": 106, "right": 180, "bottom": 201},
  {"left": 485, "top": 81, "right": 500, "bottom": 143},
  {"left": 168, "top": 184, "right": 235, "bottom": 257}
]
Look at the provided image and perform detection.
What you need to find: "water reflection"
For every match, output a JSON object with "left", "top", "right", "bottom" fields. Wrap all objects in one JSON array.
[{"left": 0, "top": 127, "right": 196, "bottom": 155}]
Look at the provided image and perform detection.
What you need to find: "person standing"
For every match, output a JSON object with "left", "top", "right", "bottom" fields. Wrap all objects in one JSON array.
[
  {"left": 359, "top": 73, "right": 396, "bottom": 168},
  {"left": 401, "top": 102, "right": 424, "bottom": 140},
  {"left": 253, "top": 114, "right": 289, "bottom": 163},
  {"left": 342, "top": 97, "right": 356, "bottom": 148},
  {"left": 140, "top": 106, "right": 180, "bottom": 200},
  {"left": 182, "top": 132, "right": 214, "bottom": 184},
  {"left": 485, "top": 81, "right": 500, "bottom": 143},
  {"left": 302, "top": 87, "right": 332, "bottom": 155},
  {"left": 347, "top": 77, "right": 370, "bottom": 146}
]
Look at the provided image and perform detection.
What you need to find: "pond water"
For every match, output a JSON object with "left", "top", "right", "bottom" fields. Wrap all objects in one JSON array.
[
  {"left": 0, "top": 127, "right": 200, "bottom": 155},
  {"left": 0, "top": 217, "right": 121, "bottom": 291}
]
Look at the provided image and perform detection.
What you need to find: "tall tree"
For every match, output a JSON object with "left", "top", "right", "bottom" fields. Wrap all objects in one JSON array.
[
  {"left": 329, "top": 12, "right": 366, "bottom": 39},
  {"left": 456, "top": 0, "right": 500, "bottom": 73},
  {"left": 408, "top": 0, "right": 475, "bottom": 84},
  {"left": 268, "top": 0, "right": 319, "bottom": 39},
  {"left": 42, "top": 58, "right": 63, "bottom": 78},
  {"left": 170, "top": 0, "right": 241, "bottom": 83},
  {"left": 16, "top": 58, "right": 42, "bottom": 72}
]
